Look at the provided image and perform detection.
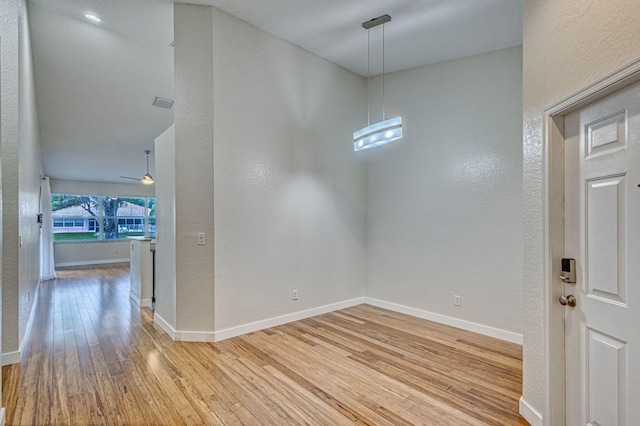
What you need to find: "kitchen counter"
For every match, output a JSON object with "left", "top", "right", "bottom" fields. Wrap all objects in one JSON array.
[{"left": 128, "top": 237, "right": 155, "bottom": 307}]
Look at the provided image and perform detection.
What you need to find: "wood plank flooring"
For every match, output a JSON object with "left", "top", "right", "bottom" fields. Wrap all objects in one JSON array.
[{"left": 3, "top": 264, "right": 529, "bottom": 425}]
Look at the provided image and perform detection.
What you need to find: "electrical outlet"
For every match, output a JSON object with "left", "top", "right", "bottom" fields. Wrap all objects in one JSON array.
[
  {"left": 454, "top": 295, "right": 461, "bottom": 306},
  {"left": 197, "top": 233, "right": 206, "bottom": 245},
  {"left": 292, "top": 290, "right": 298, "bottom": 300}
]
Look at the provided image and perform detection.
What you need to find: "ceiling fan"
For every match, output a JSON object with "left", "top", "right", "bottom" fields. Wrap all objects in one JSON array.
[{"left": 120, "top": 150, "right": 155, "bottom": 184}]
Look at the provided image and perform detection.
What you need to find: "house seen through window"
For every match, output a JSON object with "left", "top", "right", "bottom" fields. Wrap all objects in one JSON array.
[{"left": 51, "top": 194, "right": 156, "bottom": 242}]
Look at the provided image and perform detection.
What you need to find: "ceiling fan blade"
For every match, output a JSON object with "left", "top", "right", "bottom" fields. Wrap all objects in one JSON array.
[{"left": 118, "top": 151, "right": 153, "bottom": 183}]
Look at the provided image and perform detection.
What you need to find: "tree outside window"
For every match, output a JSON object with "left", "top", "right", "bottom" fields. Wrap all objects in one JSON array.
[{"left": 51, "top": 194, "right": 156, "bottom": 242}]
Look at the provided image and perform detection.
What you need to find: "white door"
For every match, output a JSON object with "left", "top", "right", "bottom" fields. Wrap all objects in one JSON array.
[{"left": 563, "top": 81, "right": 640, "bottom": 425}]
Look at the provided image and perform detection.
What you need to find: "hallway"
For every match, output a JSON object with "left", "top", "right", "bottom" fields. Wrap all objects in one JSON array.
[{"left": 2, "top": 264, "right": 528, "bottom": 425}]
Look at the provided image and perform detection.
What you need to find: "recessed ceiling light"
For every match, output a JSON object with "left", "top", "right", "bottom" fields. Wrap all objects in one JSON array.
[{"left": 84, "top": 13, "right": 101, "bottom": 22}]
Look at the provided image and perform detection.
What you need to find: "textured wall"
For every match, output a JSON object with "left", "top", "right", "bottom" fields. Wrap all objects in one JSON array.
[
  {"left": 1, "top": 0, "right": 21, "bottom": 362},
  {"left": 173, "top": 4, "right": 215, "bottom": 333},
  {"left": 522, "top": 0, "right": 640, "bottom": 420},
  {"left": 18, "top": 0, "right": 43, "bottom": 346},
  {"left": 154, "top": 125, "right": 176, "bottom": 328},
  {"left": 1, "top": 0, "right": 43, "bottom": 357},
  {"left": 366, "top": 47, "right": 523, "bottom": 334},
  {"left": 211, "top": 8, "right": 366, "bottom": 331}
]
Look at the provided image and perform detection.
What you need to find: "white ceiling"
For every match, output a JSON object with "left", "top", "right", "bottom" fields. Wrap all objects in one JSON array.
[{"left": 29, "top": 0, "right": 522, "bottom": 184}]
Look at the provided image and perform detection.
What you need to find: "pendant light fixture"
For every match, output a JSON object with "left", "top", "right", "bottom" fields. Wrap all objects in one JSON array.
[{"left": 353, "top": 14, "right": 403, "bottom": 152}]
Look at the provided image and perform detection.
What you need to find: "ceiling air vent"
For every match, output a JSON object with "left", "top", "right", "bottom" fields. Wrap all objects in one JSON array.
[{"left": 152, "top": 96, "right": 174, "bottom": 109}]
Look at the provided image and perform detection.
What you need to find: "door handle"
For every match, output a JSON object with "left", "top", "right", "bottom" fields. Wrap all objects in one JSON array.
[{"left": 559, "top": 295, "right": 576, "bottom": 307}]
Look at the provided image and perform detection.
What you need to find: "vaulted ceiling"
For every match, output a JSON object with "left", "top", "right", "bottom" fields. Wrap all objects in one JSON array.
[{"left": 29, "top": 0, "right": 522, "bottom": 184}]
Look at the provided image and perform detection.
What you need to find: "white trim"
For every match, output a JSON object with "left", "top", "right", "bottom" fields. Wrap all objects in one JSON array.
[
  {"left": 364, "top": 298, "right": 523, "bottom": 345},
  {"left": 20, "top": 279, "right": 41, "bottom": 353},
  {"left": 153, "top": 313, "right": 176, "bottom": 340},
  {"left": 542, "top": 57, "right": 640, "bottom": 426},
  {"left": 2, "top": 351, "right": 21, "bottom": 366},
  {"left": 129, "top": 294, "right": 153, "bottom": 309},
  {"left": 0, "top": 407, "right": 5, "bottom": 426},
  {"left": 213, "top": 297, "right": 366, "bottom": 342},
  {"left": 519, "top": 397, "right": 543, "bottom": 426},
  {"left": 2, "top": 280, "right": 42, "bottom": 366},
  {"left": 175, "top": 330, "right": 216, "bottom": 342},
  {"left": 543, "top": 112, "right": 566, "bottom": 426},
  {"left": 546, "top": 56, "right": 640, "bottom": 116},
  {"left": 129, "top": 291, "right": 140, "bottom": 306},
  {"left": 55, "top": 258, "right": 130, "bottom": 268}
]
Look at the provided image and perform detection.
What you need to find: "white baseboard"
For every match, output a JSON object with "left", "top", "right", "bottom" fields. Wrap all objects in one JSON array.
[
  {"left": 2, "top": 351, "right": 21, "bottom": 366},
  {"left": 2, "top": 280, "right": 42, "bottom": 366},
  {"left": 153, "top": 313, "right": 176, "bottom": 340},
  {"left": 129, "top": 291, "right": 141, "bottom": 306},
  {"left": 364, "top": 298, "right": 523, "bottom": 345},
  {"left": 175, "top": 330, "right": 216, "bottom": 342},
  {"left": 21, "top": 280, "right": 41, "bottom": 353},
  {"left": 519, "top": 396, "right": 543, "bottom": 426},
  {"left": 213, "top": 297, "right": 366, "bottom": 342},
  {"left": 140, "top": 298, "right": 152, "bottom": 308},
  {"left": 55, "top": 258, "right": 130, "bottom": 268}
]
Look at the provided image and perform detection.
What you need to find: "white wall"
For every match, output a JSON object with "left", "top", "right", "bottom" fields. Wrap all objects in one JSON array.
[
  {"left": 18, "top": 0, "right": 44, "bottom": 347},
  {"left": 49, "top": 178, "right": 155, "bottom": 267},
  {"left": 522, "top": 0, "right": 640, "bottom": 423},
  {"left": 173, "top": 5, "right": 366, "bottom": 337},
  {"left": 1, "top": 0, "right": 21, "bottom": 368},
  {"left": 154, "top": 125, "right": 176, "bottom": 329},
  {"left": 0, "top": 0, "right": 9, "bottom": 408},
  {"left": 211, "top": 7, "right": 367, "bottom": 333},
  {"left": 53, "top": 241, "right": 130, "bottom": 267},
  {"left": 1, "top": 0, "right": 43, "bottom": 362},
  {"left": 173, "top": 4, "right": 215, "bottom": 335},
  {"left": 365, "top": 47, "right": 523, "bottom": 340}
]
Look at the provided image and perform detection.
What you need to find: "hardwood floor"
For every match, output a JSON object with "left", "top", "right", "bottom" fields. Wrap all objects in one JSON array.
[{"left": 3, "top": 264, "right": 529, "bottom": 425}]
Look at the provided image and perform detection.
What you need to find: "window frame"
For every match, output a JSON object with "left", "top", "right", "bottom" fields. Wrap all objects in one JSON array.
[{"left": 51, "top": 194, "right": 156, "bottom": 243}]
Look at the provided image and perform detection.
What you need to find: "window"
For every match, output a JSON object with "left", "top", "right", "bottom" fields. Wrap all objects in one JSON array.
[
  {"left": 51, "top": 194, "right": 156, "bottom": 242},
  {"left": 148, "top": 197, "right": 156, "bottom": 238}
]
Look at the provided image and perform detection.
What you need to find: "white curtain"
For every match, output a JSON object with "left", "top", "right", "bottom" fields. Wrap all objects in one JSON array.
[{"left": 40, "top": 176, "right": 57, "bottom": 280}]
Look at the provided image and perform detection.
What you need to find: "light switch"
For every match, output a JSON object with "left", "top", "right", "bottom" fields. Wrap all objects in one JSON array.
[{"left": 197, "top": 233, "right": 205, "bottom": 245}]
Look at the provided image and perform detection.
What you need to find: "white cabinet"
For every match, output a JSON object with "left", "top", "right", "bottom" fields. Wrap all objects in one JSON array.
[{"left": 129, "top": 237, "right": 154, "bottom": 307}]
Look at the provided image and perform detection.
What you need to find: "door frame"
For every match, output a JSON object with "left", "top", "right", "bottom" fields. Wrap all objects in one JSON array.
[{"left": 543, "top": 57, "right": 640, "bottom": 425}]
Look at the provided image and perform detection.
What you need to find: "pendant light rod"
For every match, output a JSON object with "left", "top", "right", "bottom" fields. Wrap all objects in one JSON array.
[
  {"left": 382, "top": 22, "right": 385, "bottom": 120},
  {"left": 367, "top": 29, "right": 370, "bottom": 126}
]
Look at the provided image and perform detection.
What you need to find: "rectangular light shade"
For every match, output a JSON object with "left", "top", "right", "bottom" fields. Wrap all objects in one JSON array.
[{"left": 353, "top": 117, "right": 402, "bottom": 151}]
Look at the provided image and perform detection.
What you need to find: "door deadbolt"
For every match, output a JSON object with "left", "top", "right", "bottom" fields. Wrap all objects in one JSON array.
[
  {"left": 559, "top": 295, "right": 576, "bottom": 307},
  {"left": 559, "top": 258, "right": 576, "bottom": 284}
]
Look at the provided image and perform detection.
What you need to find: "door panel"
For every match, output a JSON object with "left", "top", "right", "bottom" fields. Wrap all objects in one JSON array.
[
  {"left": 587, "top": 328, "right": 626, "bottom": 426},
  {"left": 564, "top": 81, "right": 640, "bottom": 425},
  {"left": 586, "top": 175, "right": 626, "bottom": 304}
]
